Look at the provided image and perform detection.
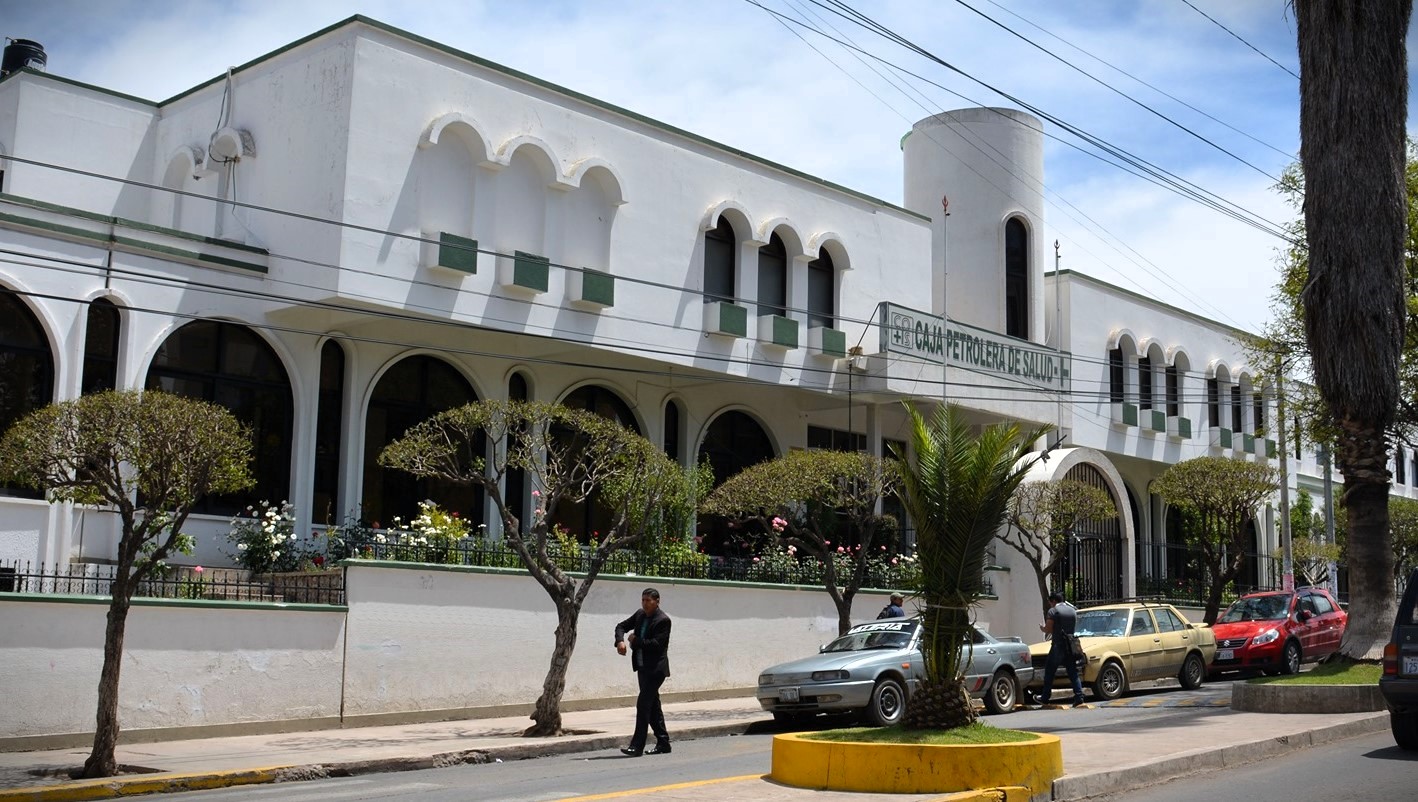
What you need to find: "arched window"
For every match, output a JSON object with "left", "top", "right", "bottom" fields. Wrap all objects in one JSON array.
[
  {"left": 704, "top": 218, "right": 735, "bottom": 304},
  {"left": 146, "top": 321, "right": 292, "bottom": 515},
  {"left": 1230, "top": 385, "right": 1243, "bottom": 432},
  {"left": 1207, "top": 378, "right": 1221, "bottom": 427},
  {"left": 81, "top": 298, "right": 120, "bottom": 394},
  {"left": 807, "top": 248, "right": 835, "bottom": 329},
  {"left": 663, "top": 399, "right": 682, "bottom": 462},
  {"left": 696, "top": 410, "right": 775, "bottom": 557},
  {"left": 0, "top": 291, "right": 53, "bottom": 498},
  {"left": 1138, "top": 356, "right": 1153, "bottom": 410},
  {"left": 1108, "top": 348, "right": 1125, "bottom": 405},
  {"left": 362, "top": 356, "right": 481, "bottom": 527},
  {"left": 1004, "top": 217, "right": 1029, "bottom": 339},
  {"left": 551, "top": 385, "right": 639, "bottom": 540},
  {"left": 312, "top": 340, "right": 345, "bottom": 523},
  {"left": 1165, "top": 364, "right": 1182, "bottom": 417},
  {"left": 757, "top": 233, "right": 787, "bottom": 317}
]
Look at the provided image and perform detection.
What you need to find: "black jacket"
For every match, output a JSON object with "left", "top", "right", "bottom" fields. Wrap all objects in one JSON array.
[{"left": 615, "top": 608, "right": 671, "bottom": 676}]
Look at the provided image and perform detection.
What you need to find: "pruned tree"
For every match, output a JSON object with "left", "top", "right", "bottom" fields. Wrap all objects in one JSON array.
[
  {"left": 895, "top": 404, "right": 1049, "bottom": 730},
  {"left": 1152, "top": 456, "right": 1280, "bottom": 624},
  {"left": 378, "top": 400, "right": 696, "bottom": 736},
  {"left": 0, "top": 390, "right": 253, "bottom": 778},
  {"left": 1275, "top": 489, "right": 1340, "bottom": 587},
  {"left": 1295, "top": 0, "right": 1411, "bottom": 660},
  {"left": 699, "top": 448, "right": 902, "bottom": 635},
  {"left": 1390, "top": 496, "right": 1418, "bottom": 582},
  {"left": 1001, "top": 479, "right": 1118, "bottom": 614}
]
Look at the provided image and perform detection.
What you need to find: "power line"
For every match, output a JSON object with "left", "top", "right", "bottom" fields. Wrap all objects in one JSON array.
[
  {"left": 979, "top": 0, "right": 1295, "bottom": 161},
  {"left": 949, "top": 0, "right": 1281, "bottom": 182},
  {"left": 1178, "top": 0, "right": 1300, "bottom": 80}
]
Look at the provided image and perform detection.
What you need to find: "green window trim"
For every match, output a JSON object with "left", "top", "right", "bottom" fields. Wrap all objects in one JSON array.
[
  {"left": 1115, "top": 402, "right": 1138, "bottom": 427},
  {"left": 812, "top": 326, "right": 847, "bottom": 358},
  {"left": 760, "top": 314, "right": 798, "bottom": 349},
  {"left": 1149, "top": 409, "right": 1167, "bottom": 433},
  {"left": 433, "top": 232, "right": 478, "bottom": 274},
  {"left": 707, "top": 301, "right": 747, "bottom": 337},
  {"left": 576, "top": 268, "right": 615, "bottom": 307},
  {"left": 1169, "top": 416, "right": 1192, "bottom": 440},
  {"left": 511, "top": 250, "right": 550, "bottom": 293}
]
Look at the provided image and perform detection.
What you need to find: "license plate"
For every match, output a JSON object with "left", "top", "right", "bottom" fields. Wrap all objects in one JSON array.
[
  {"left": 778, "top": 687, "right": 800, "bottom": 703},
  {"left": 1217, "top": 649, "right": 1234, "bottom": 661},
  {"left": 1404, "top": 656, "right": 1418, "bottom": 676}
]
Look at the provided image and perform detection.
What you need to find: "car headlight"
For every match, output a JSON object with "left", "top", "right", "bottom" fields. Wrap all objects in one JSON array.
[
  {"left": 811, "top": 670, "right": 850, "bottom": 681},
  {"left": 1252, "top": 629, "right": 1280, "bottom": 646},
  {"left": 758, "top": 674, "right": 774, "bottom": 685}
]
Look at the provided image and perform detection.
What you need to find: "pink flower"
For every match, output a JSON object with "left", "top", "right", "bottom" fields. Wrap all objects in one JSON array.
[
  {"left": 771, "top": 516, "right": 787, "bottom": 533},
  {"left": 753, "top": 557, "right": 761, "bottom": 563},
  {"left": 892, "top": 558, "right": 899, "bottom": 565},
  {"left": 837, "top": 546, "right": 845, "bottom": 554},
  {"left": 532, "top": 490, "right": 541, "bottom": 498},
  {"left": 193, "top": 566, "right": 204, "bottom": 574}
]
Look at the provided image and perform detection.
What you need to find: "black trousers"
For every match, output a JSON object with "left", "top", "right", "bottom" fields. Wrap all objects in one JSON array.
[{"left": 630, "top": 666, "right": 669, "bottom": 749}]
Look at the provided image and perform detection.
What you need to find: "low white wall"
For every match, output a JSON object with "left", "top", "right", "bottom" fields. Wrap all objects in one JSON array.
[
  {"left": 340, "top": 563, "right": 878, "bottom": 717},
  {"left": 0, "top": 563, "right": 918, "bottom": 743},
  {"left": 0, "top": 597, "right": 345, "bottom": 739}
]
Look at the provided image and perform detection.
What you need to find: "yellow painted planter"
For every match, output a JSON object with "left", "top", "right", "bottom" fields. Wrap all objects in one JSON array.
[{"left": 770, "top": 731, "right": 1063, "bottom": 796}]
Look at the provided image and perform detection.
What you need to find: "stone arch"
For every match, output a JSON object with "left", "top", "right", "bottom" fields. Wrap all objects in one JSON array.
[
  {"left": 420, "top": 113, "right": 495, "bottom": 164},
  {"left": 563, "top": 162, "right": 620, "bottom": 273}
]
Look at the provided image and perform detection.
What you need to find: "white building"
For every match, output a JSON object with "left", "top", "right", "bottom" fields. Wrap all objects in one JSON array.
[{"left": 1, "top": 16, "right": 1404, "bottom": 640}]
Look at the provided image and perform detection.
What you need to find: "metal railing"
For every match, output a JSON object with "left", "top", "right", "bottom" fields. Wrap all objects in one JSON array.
[{"left": 0, "top": 561, "right": 344, "bottom": 605}]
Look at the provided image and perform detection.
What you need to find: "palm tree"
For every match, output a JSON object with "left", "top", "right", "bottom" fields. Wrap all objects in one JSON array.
[
  {"left": 1296, "top": 1, "right": 1412, "bottom": 658},
  {"left": 894, "top": 404, "right": 1049, "bottom": 730}
]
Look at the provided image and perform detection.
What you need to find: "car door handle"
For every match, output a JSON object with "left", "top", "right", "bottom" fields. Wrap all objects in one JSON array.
[{"left": 1153, "top": 638, "right": 1161, "bottom": 643}]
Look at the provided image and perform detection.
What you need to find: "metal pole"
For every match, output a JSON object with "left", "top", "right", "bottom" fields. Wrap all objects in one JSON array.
[
  {"left": 1054, "top": 240, "right": 1063, "bottom": 434},
  {"left": 1275, "top": 357, "right": 1293, "bottom": 591},
  {"left": 1321, "top": 444, "right": 1338, "bottom": 595},
  {"left": 941, "top": 195, "right": 950, "bottom": 408}
]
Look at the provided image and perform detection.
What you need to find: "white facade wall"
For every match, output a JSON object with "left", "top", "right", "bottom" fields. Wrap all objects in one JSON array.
[{"left": 0, "top": 598, "right": 344, "bottom": 740}]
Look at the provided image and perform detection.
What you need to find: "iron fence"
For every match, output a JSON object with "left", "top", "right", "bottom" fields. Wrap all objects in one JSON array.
[
  {"left": 1131, "top": 541, "right": 1352, "bottom": 607},
  {"left": 340, "top": 537, "right": 928, "bottom": 591},
  {"left": 0, "top": 561, "right": 344, "bottom": 605}
]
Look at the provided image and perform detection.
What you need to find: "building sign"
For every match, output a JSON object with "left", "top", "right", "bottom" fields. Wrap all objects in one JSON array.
[{"left": 879, "top": 302, "right": 1071, "bottom": 392}]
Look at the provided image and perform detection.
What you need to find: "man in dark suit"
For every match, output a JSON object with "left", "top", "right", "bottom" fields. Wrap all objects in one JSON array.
[{"left": 614, "top": 587, "right": 672, "bottom": 756}]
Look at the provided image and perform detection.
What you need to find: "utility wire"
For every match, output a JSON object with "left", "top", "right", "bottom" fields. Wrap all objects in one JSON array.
[
  {"left": 979, "top": 0, "right": 1295, "bottom": 161},
  {"left": 1178, "top": 0, "right": 1300, "bottom": 80},
  {"left": 766, "top": 0, "right": 1256, "bottom": 328},
  {"left": 950, "top": 0, "right": 1280, "bottom": 182}
]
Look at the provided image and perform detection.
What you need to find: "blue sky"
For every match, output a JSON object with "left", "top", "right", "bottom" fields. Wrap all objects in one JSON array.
[{"left": 4, "top": 0, "right": 1413, "bottom": 335}]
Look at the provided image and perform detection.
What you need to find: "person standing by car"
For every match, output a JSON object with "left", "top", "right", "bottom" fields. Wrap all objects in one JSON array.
[
  {"left": 615, "top": 587, "right": 672, "bottom": 756},
  {"left": 877, "top": 592, "right": 906, "bottom": 619},
  {"left": 1038, "top": 590, "right": 1086, "bottom": 707}
]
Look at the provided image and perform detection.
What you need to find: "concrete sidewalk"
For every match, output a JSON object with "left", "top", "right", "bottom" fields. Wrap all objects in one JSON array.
[{"left": 0, "top": 697, "right": 1390, "bottom": 802}]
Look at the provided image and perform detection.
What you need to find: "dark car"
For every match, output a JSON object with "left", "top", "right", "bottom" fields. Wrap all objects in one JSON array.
[
  {"left": 1208, "top": 587, "right": 1347, "bottom": 678},
  {"left": 1381, "top": 568, "right": 1418, "bottom": 751}
]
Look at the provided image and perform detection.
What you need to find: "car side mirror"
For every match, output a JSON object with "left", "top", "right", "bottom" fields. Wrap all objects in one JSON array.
[
  {"left": 1297, "top": 610, "right": 1314, "bottom": 623},
  {"left": 819, "top": 644, "right": 828, "bottom": 653}
]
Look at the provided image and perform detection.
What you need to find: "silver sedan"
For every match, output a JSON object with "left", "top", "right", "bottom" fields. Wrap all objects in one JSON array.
[{"left": 756, "top": 619, "right": 1034, "bottom": 726}]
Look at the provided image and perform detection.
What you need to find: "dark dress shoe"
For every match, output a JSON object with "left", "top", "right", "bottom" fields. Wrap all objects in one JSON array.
[
  {"left": 619, "top": 747, "right": 643, "bottom": 757},
  {"left": 646, "top": 744, "right": 671, "bottom": 755}
]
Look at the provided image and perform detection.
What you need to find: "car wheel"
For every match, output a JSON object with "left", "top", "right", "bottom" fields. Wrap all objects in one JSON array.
[
  {"left": 984, "top": 670, "right": 1019, "bottom": 715},
  {"left": 865, "top": 678, "right": 907, "bottom": 727},
  {"left": 1092, "top": 661, "right": 1127, "bottom": 701},
  {"left": 1281, "top": 641, "right": 1302, "bottom": 675},
  {"left": 1392, "top": 711, "right": 1418, "bottom": 751},
  {"left": 1178, "top": 652, "right": 1206, "bottom": 690}
]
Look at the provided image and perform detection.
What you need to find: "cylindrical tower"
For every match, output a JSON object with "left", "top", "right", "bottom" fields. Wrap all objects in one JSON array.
[{"left": 902, "top": 108, "right": 1045, "bottom": 342}]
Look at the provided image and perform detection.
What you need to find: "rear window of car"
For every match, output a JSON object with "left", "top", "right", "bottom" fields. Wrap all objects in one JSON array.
[
  {"left": 1154, "top": 608, "right": 1186, "bottom": 632},
  {"left": 1310, "top": 594, "right": 1335, "bottom": 615}
]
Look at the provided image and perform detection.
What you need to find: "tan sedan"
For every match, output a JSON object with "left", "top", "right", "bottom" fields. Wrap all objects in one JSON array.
[{"left": 1026, "top": 602, "right": 1217, "bottom": 701}]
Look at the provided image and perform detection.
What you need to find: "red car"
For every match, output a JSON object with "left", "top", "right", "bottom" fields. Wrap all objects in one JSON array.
[{"left": 1208, "top": 587, "right": 1347, "bottom": 678}]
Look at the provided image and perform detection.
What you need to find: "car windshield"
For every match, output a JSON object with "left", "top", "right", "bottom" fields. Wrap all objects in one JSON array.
[
  {"left": 1075, "top": 609, "right": 1129, "bottom": 637},
  {"left": 824, "top": 621, "right": 917, "bottom": 652},
  {"left": 1218, "top": 595, "right": 1290, "bottom": 623}
]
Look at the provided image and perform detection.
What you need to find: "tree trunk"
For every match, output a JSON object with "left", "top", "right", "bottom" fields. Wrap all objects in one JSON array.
[
  {"left": 525, "top": 590, "right": 579, "bottom": 737},
  {"left": 1336, "top": 426, "right": 1397, "bottom": 659},
  {"left": 1297, "top": 0, "right": 1411, "bottom": 659},
  {"left": 80, "top": 594, "right": 132, "bottom": 778},
  {"left": 901, "top": 678, "right": 975, "bottom": 730}
]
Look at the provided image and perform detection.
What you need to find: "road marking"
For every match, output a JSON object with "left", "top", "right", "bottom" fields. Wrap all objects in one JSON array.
[{"left": 549, "top": 774, "right": 764, "bottom": 801}]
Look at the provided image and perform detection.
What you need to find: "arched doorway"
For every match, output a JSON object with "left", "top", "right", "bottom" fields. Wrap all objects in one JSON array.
[
  {"left": 146, "top": 320, "right": 292, "bottom": 515},
  {"left": 1051, "top": 463, "right": 1123, "bottom": 605},
  {"left": 549, "top": 384, "right": 640, "bottom": 541},
  {"left": 695, "top": 410, "right": 775, "bottom": 557},
  {"left": 0, "top": 291, "right": 54, "bottom": 499},
  {"left": 362, "top": 355, "right": 482, "bottom": 527}
]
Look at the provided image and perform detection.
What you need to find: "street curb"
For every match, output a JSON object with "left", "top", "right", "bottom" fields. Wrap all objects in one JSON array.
[
  {"left": 1050, "top": 712, "right": 1389, "bottom": 801},
  {"left": 0, "top": 721, "right": 761, "bottom": 801}
]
